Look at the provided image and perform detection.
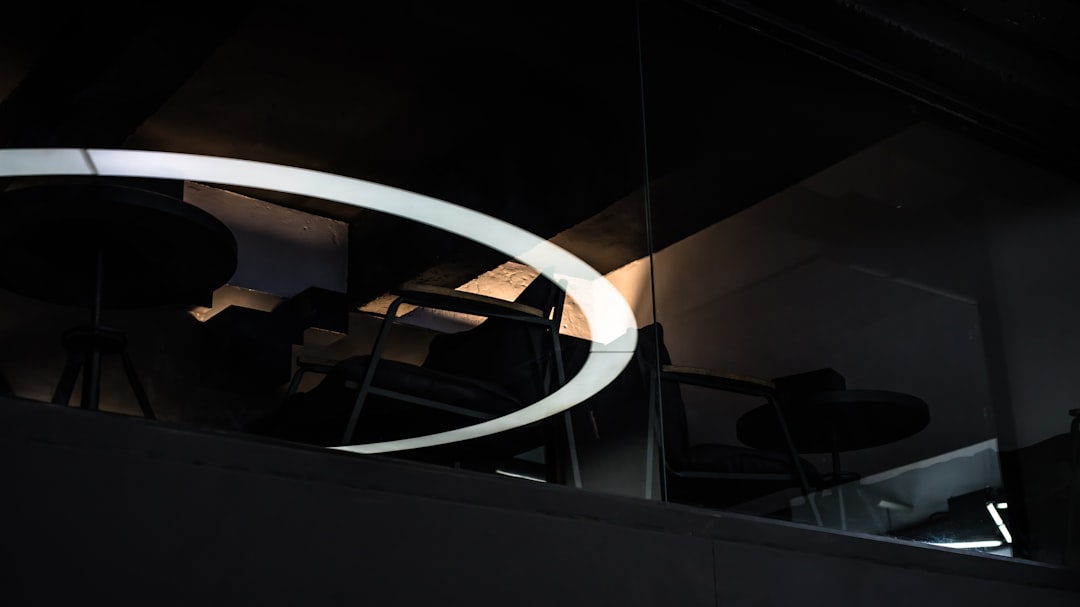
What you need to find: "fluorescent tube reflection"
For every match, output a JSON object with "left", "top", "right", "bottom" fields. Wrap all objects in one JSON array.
[
  {"left": 986, "top": 502, "right": 1013, "bottom": 544},
  {"left": 929, "top": 540, "right": 1003, "bottom": 549}
]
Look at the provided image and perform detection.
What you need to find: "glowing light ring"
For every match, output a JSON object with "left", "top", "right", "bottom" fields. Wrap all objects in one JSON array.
[{"left": 0, "top": 148, "right": 638, "bottom": 454}]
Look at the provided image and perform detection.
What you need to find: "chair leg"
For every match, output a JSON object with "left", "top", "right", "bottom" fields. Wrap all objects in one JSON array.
[
  {"left": 645, "top": 371, "right": 665, "bottom": 500},
  {"left": 342, "top": 389, "right": 372, "bottom": 445},
  {"left": 120, "top": 351, "right": 155, "bottom": 420},
  {"left": 52, "top": 348, "right": 82, "bottom": 405},
  {"left": 286, "top": 366, "right": 308, "bottom": 397},
  {"left": 546, "top": 321, "right": 581, "bottom": 488},
  {"left": 343, "top": 298, "right": 403, "bottom": 445},
  {"left": 767, "top": 393, "right": 823, "bottom": 527},
  {"left": 563, "top": 411, "right": 582, "bottom": 488}
]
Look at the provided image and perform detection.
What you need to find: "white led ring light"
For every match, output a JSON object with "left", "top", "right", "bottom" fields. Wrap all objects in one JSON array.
[{"left": 0, "top": 148, "right": 638, "bottom": 454}]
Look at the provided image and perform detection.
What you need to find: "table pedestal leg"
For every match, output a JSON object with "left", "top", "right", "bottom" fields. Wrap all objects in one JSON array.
[
  {"left": 81, "top": 347, "right": 102, "bottom": 411},
  {"left": 81, "top": 248, "right": 105, "bottom": 411},
  {"left": 51, "top": 326, "right": 154, "bottom": 419}
]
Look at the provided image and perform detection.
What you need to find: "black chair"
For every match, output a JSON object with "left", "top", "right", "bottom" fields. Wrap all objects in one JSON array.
[
  {"left": 250, "top": 276, "right": 584, "bottom": 480},
  {"left": 640, "top": 324, "right": 823, "bottom": 523}
]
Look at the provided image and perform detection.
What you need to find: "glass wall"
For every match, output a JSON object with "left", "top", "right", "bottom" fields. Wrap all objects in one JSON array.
[
  {"left": 1, "top": 0, "right": 1077, "bottom": 570},
  {"left": 638, "top": 0, "right": 1079, "bottom": 566},
  {"left": 0, "top": 3, "right": 651, "bottom": 487}
]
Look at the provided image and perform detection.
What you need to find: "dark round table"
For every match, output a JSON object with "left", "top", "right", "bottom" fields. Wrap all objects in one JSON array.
[
  {"left": 736, "top": 389, "right": 930, "bottom": 483},
  {"left": 0, "top": 182, "right": 237, "bottom": 309},
  {"left": 0, "top": 182, "right": 238, "bottom": 414}
]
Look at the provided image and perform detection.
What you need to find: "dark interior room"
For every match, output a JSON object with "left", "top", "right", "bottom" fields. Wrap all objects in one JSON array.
[{"left": 2, "top": 1, "right": 1079, "bottom": 604}]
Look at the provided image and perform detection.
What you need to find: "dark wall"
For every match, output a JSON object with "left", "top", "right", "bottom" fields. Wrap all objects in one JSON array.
[{"left": 2, "top": 397, "right": 1077, "bottom": 605}]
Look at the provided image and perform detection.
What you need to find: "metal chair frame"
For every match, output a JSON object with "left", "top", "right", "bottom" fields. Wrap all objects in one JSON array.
[
  {"left": 288, "top": 281, "right": 581, "bottom": 486},
  {"left": 648, "top": 365, "right": 822, "bottom": 526}
]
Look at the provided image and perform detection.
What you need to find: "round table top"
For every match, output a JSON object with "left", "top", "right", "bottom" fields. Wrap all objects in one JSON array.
[
  {"left": 0, "top": 182, "right": 237, "bottom": 309},
  {"left": 736, "top": 389, "right": 930, "bottom": 453}
]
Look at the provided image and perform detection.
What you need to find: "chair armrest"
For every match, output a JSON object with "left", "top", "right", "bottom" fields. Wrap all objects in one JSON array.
[
  {"left": 295, "top": 356, "right": 339, "bottom": 373},
  {"left": 659, "top": 365, "right": 776, "bottom": 396},
  {"left": 286, "top": 356, "right": 339, "bottom": 396},
  {"left": 391, "top": 283, "right": 548, "bottom": 322}
]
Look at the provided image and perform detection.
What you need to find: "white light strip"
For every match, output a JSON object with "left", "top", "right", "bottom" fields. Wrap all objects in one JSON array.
[
  {"left": 854, "top": 438, "right": 998, "bottom": 484},
  {"left": 494, "top": 469, "right": 546, "bottom": 482},
  {"left": 929, "top": 540, "right": 1003, "bottom": 549},
  {"left": 986, "top": 503, "right": 1013, "bottom": 544},
  {"left": 995, "top": 502, "right": 1008, "bottom": 510},
  {"left": 0, "top": 148, "right": 638, "bottom": 454},
  {"left": 997, "top": 524, "right": 1013, "bottom": 545}
]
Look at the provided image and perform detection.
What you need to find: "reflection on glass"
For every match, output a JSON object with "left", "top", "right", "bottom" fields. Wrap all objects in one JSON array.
[
  {"left": 640, "top": 0, "right": 1079, "bottom": 566},
  {"left": 1, "top": 0, "right": 1077, "bottom": 573}
]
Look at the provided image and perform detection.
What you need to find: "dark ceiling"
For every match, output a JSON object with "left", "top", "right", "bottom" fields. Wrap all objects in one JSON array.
[{"left": 0, "top": 0, "right": 1077, "bottom": 308}]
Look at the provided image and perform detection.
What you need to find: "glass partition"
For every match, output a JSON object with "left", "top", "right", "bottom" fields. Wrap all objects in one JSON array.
[
  {"left": 639, "top": 0, "right": 1079, "bottom": 566},
  {"left": 1, "top": 0, "right": 1077, "bottom": 570},
  {"left": 0, "top": 2, "right": 655, "bottom": 497}
]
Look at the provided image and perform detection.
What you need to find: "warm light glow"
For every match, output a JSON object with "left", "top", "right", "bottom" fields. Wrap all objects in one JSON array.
[
  {"left": 187, "top": 285, "right": 283, "bottom": 322},
  {"left": 0, "top": 148, "right": 638, "bottom": 454}
]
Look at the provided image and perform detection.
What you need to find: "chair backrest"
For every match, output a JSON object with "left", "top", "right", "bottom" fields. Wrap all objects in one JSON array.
[{"left": 421, "top": 276, "right": 575, "bottom": 405}]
